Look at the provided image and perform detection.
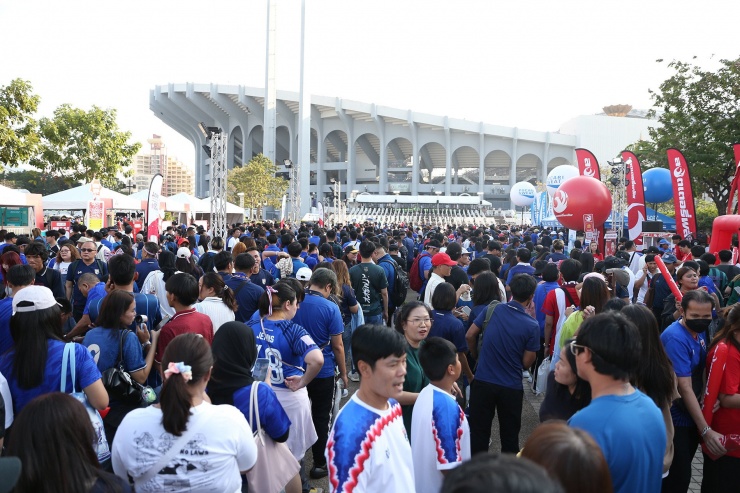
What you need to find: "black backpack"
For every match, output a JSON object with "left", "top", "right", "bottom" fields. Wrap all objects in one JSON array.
[{"left": 380, "top": 258, "right": 409, "bottom": 307}]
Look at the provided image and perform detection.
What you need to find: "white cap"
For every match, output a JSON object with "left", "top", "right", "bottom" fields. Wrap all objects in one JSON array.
[
  {"left": 176, "top": 247, "right": 192, "bottom": 259},
  {"left": 12, "top": 285, "right": 59, "bottom": 315},
  {"left": 296, "top": 267, "right": 312, "bottom": 281}
]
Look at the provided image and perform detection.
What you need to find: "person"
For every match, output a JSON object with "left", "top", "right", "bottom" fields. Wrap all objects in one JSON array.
[
  {"left": 221, "top": 252, "right": 265, "bottom": 322},
  {"left": 635, "top": 253, "right": 659, "bottom": 305},
  {"left": 175, "top": 246, "right": 203, "bottom": 280},
  {"left": 134, "top": 242, "right": 160, "bottom": 290},
  {"left": 290, "top": 268, "right": 347, "bottom": 480},
  {"left": 326, "top": 324, "right": 415, "bottom": 493},
  {"left": 111, "top": 333, "right": 258, "bottom": 491},
  {"left": 416, "top": 240, "right": 442, "bottom": 298},
  {"left": 0, "top": 286, "right": 108, "bottom": 416},
  {"left": 349, "top": 241, "right": 389, "bottom": 325},
  {"left": 331, "top": 260, "right": 360, "bottom": 380},
  {"left": 468, "top": 274, "right": 539, "bottom": 454},
  {"left": 569, "top": 312, "right": 666, "bottom": 493},
  {"left": 52, "top": 242, "right": 79, "bottom": 287},
  {"left": 542, "top": 259, "right": 581, "bottom": 359},
  {"left": 661, "top": 266, "right": 707, "bottom": 330},
  {"left": 555, "top": 274, "right": 610, "bottom": 355},
  {"left": 411, "top": 337, "right": 471, "bottom": 493},
  {"left": 195, "top": 271, "right": 237, "bottom": 332},
  {"left": 545, "top": 240, "right": 568, "bottom": 263},
  {"left": 651, "top": 252, "right": 679, "bottom": 324},
  {"left": 430, "top": 282, "right": 474, "bottom": 386},
  {"left": 66, "top": 240, "right": 108, "bottom": 321},
  {"left": 64, "top": 273, "right": 105, "bottom": 340},
  {"left": 140, "top": 249, "right": 177, "bottom": 320},
  {"left": 373, "top": 242, "right": 401, "bottom": 322},
  {"left": 424, "top": 252, "right": 469, "bottom": 308},
  {"left": 208, "top": 321, "right": 301, "bottom": 493},
  {"left": 520, "top": 421, "right": 613, "bottom": 493},
  {"left": 463, "top": 271, "right": 503, "bottom": 358},
  {"left": 7, "top": 392, "right": 130, "bottom": 493},
  {"left": 588, "top": 241, "right": 604, "bottom": 262},
  {"left": 621, "top": 303, "right": 677, "bottom": 476},
  {"left": 24, "top": 241, "right": 64, "bottom": 298},
  {"left": 197, "top": 236, "right": 223, "bottom": 274},
  {"left": 660, "top": 289, "right": 725, "bottom": 492},
  {"left": 83, "top": 290, "right": 159, "bottom": 442},
  {"left": 441, "top": 453, "right": 564, "bottom": 493},
  {"left": 0, "top": 265, "right": 35, "bottom": 355},
  {"left": 505, "top": 248, "right": 536, "bottom": 285},
  {"left": 0, "top": 250, "right": 23, "bottom": 297},
  {"left": 246, "top": 282, "right": 323, "bottom": 464},
  {"left": 341, "top": 244, "right": 358, "bottom": 268},
  {"left": 539, "top": 339, "right": 591, "bottom": 421},
  {"left": 247, "top": 246, "right": 274, "bottom": 289},
  {"left": 394, "top": 301, "right": 432, "bottom": 435}
]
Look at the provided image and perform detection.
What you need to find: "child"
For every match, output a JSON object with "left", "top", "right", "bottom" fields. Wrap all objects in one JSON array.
[
  {"left": 411, "top": 337, "right": 471, "bottom": 493},
  {"left": 325, "top": 324, "right": 415, "bottom": 493}
]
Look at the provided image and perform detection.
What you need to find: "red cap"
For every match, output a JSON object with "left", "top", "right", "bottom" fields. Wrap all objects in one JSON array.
[
  {"left": 177, "top": 237, "right": 189, "bottom": 246},
  {"left": 432, "top": 252, "right": 457, "bottom": 267}
]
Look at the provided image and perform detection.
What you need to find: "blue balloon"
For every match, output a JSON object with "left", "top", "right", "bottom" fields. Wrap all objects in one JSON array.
[{"left": 642, "top": 168, "right": 673, "bottom": 203}]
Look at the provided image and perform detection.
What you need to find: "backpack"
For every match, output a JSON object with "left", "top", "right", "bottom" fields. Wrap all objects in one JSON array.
[
  {"left": 477, "top": 300, "right": 501, "bottom": 357},
  {"left": 409, "top": 252, "right": 430, "bottom": 293},
  {"left": 380, "top": 258, "right": 409, "bottom": 307}
]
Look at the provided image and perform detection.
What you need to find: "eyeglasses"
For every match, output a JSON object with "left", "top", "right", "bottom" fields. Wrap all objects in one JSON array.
[
  {"left": 569, "top": 340, "right": 598, "bottom": 357},
  {"left": 407, "top": 318, "right": 431, "bottom": 325},
  {"left": 80, "top": 248, "right": 95, "bottom": 253}
]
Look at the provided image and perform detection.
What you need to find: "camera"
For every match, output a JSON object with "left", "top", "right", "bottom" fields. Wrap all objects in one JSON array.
[{"left": 135, "top": 315, "right": 148, "bottom": 324}]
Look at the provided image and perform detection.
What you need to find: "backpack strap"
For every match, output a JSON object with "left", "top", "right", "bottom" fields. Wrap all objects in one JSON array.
[
  {"left": 482, "top": 300, "right": 501, "bottom": 329},
  {"left": 560, "top": 286, "right": 578, "bottom": 308}
]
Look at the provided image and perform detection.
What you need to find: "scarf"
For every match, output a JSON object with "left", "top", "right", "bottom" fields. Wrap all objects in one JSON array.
[{"left": 208, "top": 321, "right": 258, "bottom": 406}]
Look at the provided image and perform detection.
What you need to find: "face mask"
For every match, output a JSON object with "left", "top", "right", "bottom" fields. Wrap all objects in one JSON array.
[{"left": 684, "top": 318, "right": 711, "bottom": 334}]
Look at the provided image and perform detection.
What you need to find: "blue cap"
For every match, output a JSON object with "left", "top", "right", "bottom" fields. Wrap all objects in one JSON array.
[
  {"left": 659, "top": 239, "right": 669, "bottom": 245},
  {"left": 661, "top": 253, "right": 678, "bottom": 263}
]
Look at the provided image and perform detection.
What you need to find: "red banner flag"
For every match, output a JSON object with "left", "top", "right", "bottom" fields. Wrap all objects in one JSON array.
[
  {"left": 727, "top": 143, "right": 740, "bottom": 214},
  {"left": 622, "top": 151, "right": 647, "bottom": 248},
  {"left": 575, "top": 148, "right": 601, "bottom": 180},
  {"left": 667, "top": 148, "right": 698, "bottom": 240}
]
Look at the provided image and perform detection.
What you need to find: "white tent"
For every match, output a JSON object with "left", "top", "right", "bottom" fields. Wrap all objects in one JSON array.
[{"left": 43, "top": 183, "right": 142, "bottom": 211}]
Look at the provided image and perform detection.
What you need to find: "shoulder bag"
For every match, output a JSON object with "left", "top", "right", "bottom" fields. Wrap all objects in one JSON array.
[{"left": 101, "top": 330, "right": 145, "bottom": 405}]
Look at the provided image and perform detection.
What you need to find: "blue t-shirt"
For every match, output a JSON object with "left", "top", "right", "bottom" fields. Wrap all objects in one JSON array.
[
  {"left": 83, "top": 328, "right": 146, "bottom": 374},
  {"left": 248, "top": 317, "right": 319, "bottom": 389},
  {"left": 134, "top": 258, "right": 160, "bottom": 290},
  {"left": 305, "top": 254, "right": 319, "bottom": 270},
  {"left": 232, "top": 383, "right": 291, "bottom": 438},
  {"left": 221, "top": 273, "right": 264, "bottom": 323},
  {"left": 0, "top": 340, "right": 101, "bottom": 415},
  {"left": 534, "top": 281, "right": 559, "bottom": 337},
  {"left": 430, "top": 310, "right": 467, "bottom": 352},
  {"left": 569, "top": 390, "right": 665, "bottom": 493},
  {"left": 0, "top": 297, "right": 13, "bottom": 356},
  {"left": 249, "top": 269, "right": 274, "bottom": 291},
  {"left": 660, "top": 320, "right": 707, "bottom": 427},
  {"left": 83, "top": 282, "right": 108, "bottom": 316},
  {"left": 377, "top": 254, "right": 397, "bottom": 306},
  {"left": 545, "top": 252, "right": 568, "bottom": 263},
  {"left": 68, "top": 260, "right": 108, "bottom": 311},
  {"left": 698, "top": 276, "right": 716, "bottom": 295},
  {"left": 473, "top": 301, "right": 539, "bottom": 390},
  {"left": 418, "top": 254, "right": 433, "bottom": 293},
  {"left": 291, "top": 292, "right": 344, "bottom": 378},
  {"left": 88, "top": 291, "right": 162, "bottom": 331},
  {"left": 506, "top": 263, "right": 536, "bottom": 285}
]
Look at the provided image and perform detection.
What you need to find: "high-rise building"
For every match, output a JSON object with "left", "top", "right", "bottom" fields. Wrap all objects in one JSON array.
[{"left": 133, "top": 135, "right": 194, "bottom": 196}]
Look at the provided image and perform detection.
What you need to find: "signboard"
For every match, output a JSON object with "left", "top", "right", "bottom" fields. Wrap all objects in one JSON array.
[
  {"left": 87, "top": 200, "right": 105, "bottom": 231},
  {"left": 604, "top": 232, "right": 618, "bottom": 257},
  {"left": 389, "top": 183, "right": 410, "bottom": 193},
  {"left": 49, "top": 220, "right": 71, "bottom": 231}
]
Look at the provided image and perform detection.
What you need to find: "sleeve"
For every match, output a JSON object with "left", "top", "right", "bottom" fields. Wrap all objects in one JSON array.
[
  {"left": 329, "top": 305, "right": 344, "bottom": 337},
  {"left": 662, "top": 333, "right": 692, "bottom": 377},
  {"left": 344, "top": 284, "right": 358, "bottom": 307},
  {"left": 719, "top": 349, "right": 740, "bottom": 395},
  {"left": 287, "top": 323, "right": 319, "bottom": 359},
  {"left": 542, "top": 291, "right": 556, "bottom": 316},
  {"left": 230, "top": 406, "right": 258, "bottom": 472},
  {"left": 258, "top": 384, "right": 291, "bottom": 440},
  {"left": 451, "top": 319, "right": 467, "bottom": 352},
  {"left": 76, "top": 343, "right": 102, "bottom": 390},
  {"left": 433, "top": 398, "right": 466, "bottom": 469},
  {"left": 472, "top": 307, "right": 486, "bottom": 329},
  {"left": 0, "top": 372, "right": 12, "bottom": 431},
  {"left": 122, "top": 331, "right": 146, "bottom": 373}
]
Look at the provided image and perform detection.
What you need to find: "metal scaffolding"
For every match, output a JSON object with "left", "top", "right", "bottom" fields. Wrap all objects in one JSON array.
[
  {"left": 208, "top": 130, "right": 228, "bottom": 240},
  {"left": 285, "top": 159, "right": 300, "bottom": 224},
  {"left": 609, "top": 157, "right": 627, "bottom": 235}
]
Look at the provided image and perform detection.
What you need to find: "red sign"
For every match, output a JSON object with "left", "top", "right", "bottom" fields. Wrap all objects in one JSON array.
[
  {"left": 667, "top": 148, "right": 698, "bottom": 240},
  {"left": 622, "top": 151, "right": 647, "bottom": 248},
  {"left": 576, "top": 149, "right": 601, "bottom": 180},
  {"left": 49, "top": 221, "right": 71, "bottom": 231}
]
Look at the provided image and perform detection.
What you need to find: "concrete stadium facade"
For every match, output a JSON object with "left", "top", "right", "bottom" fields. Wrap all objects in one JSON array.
[{"left": 150, "top": 83, "right": 577, "bottom": 214}]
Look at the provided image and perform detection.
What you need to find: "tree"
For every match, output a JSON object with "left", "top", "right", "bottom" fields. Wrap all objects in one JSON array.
[
  {"left": 31, "top": 104, "right": 140, "bottom": 188},
  {"left": 0, "top": 169, "right": 77, "bottom": 195},
  {"left": 629, "top": 57, "right": 740, "bottom": 214},
  {"left": 227, "top": 154, "right": 288, "bottom": 216},
  {"left": 0, "top": 79, "right": 40, "bottom": 169},
  {"left": 657, "top": 198, "right": 718, "bottom": 232}
]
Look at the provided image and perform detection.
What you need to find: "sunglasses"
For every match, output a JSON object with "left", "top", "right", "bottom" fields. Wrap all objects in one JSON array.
[{"left": 80, "top": 248, "right": 95, "bottom": 253}]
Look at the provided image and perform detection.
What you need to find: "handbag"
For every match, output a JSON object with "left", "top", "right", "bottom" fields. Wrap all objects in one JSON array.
[
  {"left": 246, "top": 382, "right": 301, "bottom": 493},
  {"left": 535, "top": 356, "right": 551, "bottom": 395},
  {"left": 61, "top": 342, "right": 111, "bottom": 464},
  {"left": 101, "top": 330, "right": 144, "bottom": 405}
]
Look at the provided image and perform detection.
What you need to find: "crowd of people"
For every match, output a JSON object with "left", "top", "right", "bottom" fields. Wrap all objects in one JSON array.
[{"left": 0, "top": 219, "right": 738, "bottom": 493}]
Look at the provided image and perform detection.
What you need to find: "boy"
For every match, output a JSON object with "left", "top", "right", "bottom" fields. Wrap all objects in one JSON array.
[
  {"left": 411, "top": 337, "right": 471, "bottom": 493},
  {"left": 326, "top": 324, "right": 414, "bottom": 493}
]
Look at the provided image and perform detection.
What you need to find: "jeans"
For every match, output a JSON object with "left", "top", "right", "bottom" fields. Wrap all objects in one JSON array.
[
  {"left": 342, "top": 322, "right": 355, "bottom": 372},
  {"left": 306, "top": 376, "right": 336, "bottom": 468},
  {"left": 662, "top": 426, "right": 699, "bottom": 493},
  {"left": 468, "top": 379, "right": 524, "bottom": 454},
  {"left": 364, "top": 313, "right": 383, "bottom": 326}
]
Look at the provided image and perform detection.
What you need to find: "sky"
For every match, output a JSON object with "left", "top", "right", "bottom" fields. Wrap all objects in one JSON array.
[{"left": 2, "top": 0, "right": 739, "bottom": 170}]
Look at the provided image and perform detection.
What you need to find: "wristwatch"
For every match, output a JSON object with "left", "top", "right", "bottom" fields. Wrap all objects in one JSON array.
[{"left": 141, "top": 341, "right": 152, "bottom": 348}]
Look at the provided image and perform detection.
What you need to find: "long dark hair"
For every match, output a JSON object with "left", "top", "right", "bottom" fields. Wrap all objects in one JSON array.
[
  {"left": 160, "top": 333, "right": 214, "bottom": 436},
  {"left": 579, "top": 276, "right": 611, "bottom": 314},
  {"left": 579, "top": 251, "right": 595, "bottom": 275},
  {"left": 7, "top": 392, "right": 123, "bottom": 493},
  {"left": 257, "top": 282, "right": 297, "bottom": 317},
  {"left": 556, "top": 339, "right": 592, "bottom": 407},
  {"left": 95, "top": 290, "right": 134, "bottom": 330},
  {"left": 200, "top": 272, "right": 237, "bottom": 311},
  {"left": 10, "top": 303, "right": 63, "bottom": 389},
  {"left": 158, "top": 249, "right": 177, "bottom": 281},
  {"left": 621, "top": 304, "right": 675, "bottom": 409},
  {"left": 712, "top": 304, "right": 740, "bottom": 353},
  {"left": 472, "top": 271, "right": 501, "bottom": 306}
]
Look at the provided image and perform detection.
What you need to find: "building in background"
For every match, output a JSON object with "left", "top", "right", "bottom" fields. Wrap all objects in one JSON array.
[{"left": 133, "top": 135, "right": 194, "bottom": 196}]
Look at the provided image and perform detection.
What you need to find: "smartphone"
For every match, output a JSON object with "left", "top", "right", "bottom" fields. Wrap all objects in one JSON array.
[
  {"left": 251, "top": 358, "right": 270, "bottom": 381},
  {"left": 461, "top": 306, "right": 472, "bottom": 316}
]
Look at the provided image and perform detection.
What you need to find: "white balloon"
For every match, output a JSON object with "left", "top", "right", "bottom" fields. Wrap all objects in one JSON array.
[
  {"left": 510, "top": 181, "right": 536, "bottom": 207},
  {"left": 546, "top": 165, "right": 579, "bottom": 196}
]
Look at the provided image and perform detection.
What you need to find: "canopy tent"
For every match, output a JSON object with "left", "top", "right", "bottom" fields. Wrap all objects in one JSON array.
[
  {"left": 167, "top": 193, "right": 245, "bottom": 225},
  {"left": 349, "top": 194, "right": 492, "bottom": 206},
  {"left": 43, "top": 183, "right": 142, "bottom": 211},
  {"left": 132, "top": 189, "right": 188, "bottom": 213},
  {"left": 539, "top": 207, "right": 676, "bottom": 231}
]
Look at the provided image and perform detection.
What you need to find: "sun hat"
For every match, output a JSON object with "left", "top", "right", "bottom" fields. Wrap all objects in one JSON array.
[
  {"left": 296, "top": 267, "right": 313, "bottom": 281},
  {"left": 12, "top": 285, "right": 59, "bottom": 315}
]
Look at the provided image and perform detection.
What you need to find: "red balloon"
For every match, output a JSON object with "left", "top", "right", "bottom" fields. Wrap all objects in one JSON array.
[{"left": 553, "top": 176, "right": 612, "bottom": 230}]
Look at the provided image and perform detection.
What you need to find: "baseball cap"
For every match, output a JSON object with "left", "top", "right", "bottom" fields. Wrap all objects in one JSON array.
[
  {"left": 177, "top": 237, "right": 189, "bottom": 246},
  {"left": 606, "top": 268, "right": 630, "bottom": 286},
  {"left": 0, "top": 457, "right": 21, "bottom": 493},
  {"left": 431, "top": 253, "right": 457, "bottom": 267},
  {"left": 659, "top": 239, "right": 669, "bottom": 245},
  {"left": 176, "top": 247, "right": 192, "bottom": 259},
  {"left": 77, "top": 237, "right": 93, "bottom": 244},
  {"left": 344, "top": 245, "right": 358, "bottom": 254},
  {"left": 296, "top": 267, "right": 313, "bottom": 281},
  {"left": 12, "top": 285, "right": 60, "bottom": 315},
  {"left": 661, "top": 253, "right": 678, "bottom": 264},
  {"left": 604, "top": 256, "right": 625, "bottom": 270},
  {"left": 461, "top": 248, "right": 473, "bottom": 256}
]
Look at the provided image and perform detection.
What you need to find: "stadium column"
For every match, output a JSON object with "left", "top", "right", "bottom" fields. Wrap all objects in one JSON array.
[
  {"left": 541, "top": 132, "right": 550, "bottom": 185},
  {"left": 444, "top": 117, "right": 452, "bottom": 196},
  {"left": 336, "top": 103, "right": 355, "bottom": 197},
  {"left": 373, "top": 105, "right": 387, "bottom": 194},
  {"left": 510, "top": 127, "right": 518, "bottom": 188},
  {"left": 478, "top": 123, "right": 485, "bottom": 195},
  {"left": 409, "top": 111, "right": 419, "bottom": 196}
]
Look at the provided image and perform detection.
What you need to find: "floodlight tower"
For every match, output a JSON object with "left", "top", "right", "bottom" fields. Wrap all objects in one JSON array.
[
  {"left": 609, "top": 157, "right": 628, "bottom": 236},
  {"left": 284, "top": 159, "right": 300, "bottom": 224},
  {"left": 199, "top": 122, "right": 227, "bottom": 240}
]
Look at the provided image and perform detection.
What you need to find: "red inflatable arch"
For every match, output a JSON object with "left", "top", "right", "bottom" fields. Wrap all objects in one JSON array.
[{"left": 708, "top": 215, "right": 740, "bottom": 255}]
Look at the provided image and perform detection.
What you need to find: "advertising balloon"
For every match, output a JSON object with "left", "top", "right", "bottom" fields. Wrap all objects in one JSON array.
[
  {"left": 509, "top": 181, "right": 536, "bottom": 207},
  {"left": 553, "top": 176, "right": 612, "bottom": 230},
  {"left": 546, "top": 165, "right": 580, "bottom": 196},
  {"left": 642, "top": 167, "right": 673, "bottom": 203}
]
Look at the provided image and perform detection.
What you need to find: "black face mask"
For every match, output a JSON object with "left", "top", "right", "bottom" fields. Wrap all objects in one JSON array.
[{"left": 684, "top": 318, "right": 711, "bottom": 334}]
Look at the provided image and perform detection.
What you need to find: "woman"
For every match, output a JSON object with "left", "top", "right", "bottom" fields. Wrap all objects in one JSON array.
[
  {"left": 175, "top": 248, "right": 203, "bottom": 280},
  {"left": 521, "top": 421, "right": 612, "bottom": 493},
  {"left": 589, "top": 241, "right": 604, "bottom": 262},
  {"left": 112, "top": 333, "right": 257, "bottom": 491},
  {"left": 661, "top": 266, "right": 706, "bottom": 330},
  {"left": 83, "top": 291, "right": 159, "bottom": 442},
  {"left": 0, "top": 286, "right": 108, "bottom": 416},
  {"left": 499, "top": 249, "right": 518, "bottom": 282},
  {"left": 556, "top": 275, "right": 610, "bottom": 354},
  {"left": 394, "top": 301, "right": 432, "bottom": 436},
  {"left": 539, "top": 339, "right": 591, "bottom": 421},
  {"left": 621, "top": 303, "right": 677, "bottom": 477},
  {"left": 7, "top": 392, "right": 130, "bottom": 493},
  {"left": 141, "top": 249, "right": 178, "bottom": 320},
  {"left": 464, "top": 271, "right": 502, "bottom": 359},
  {"left": 209, "top": 321, "right": 301, "bottom": 493},
  {"left": 195, "top": 272, "right": 237, "bottom": 333},
  {"left": 430, "top": 282, "right": 474, "bottom": 386},
  {"left": 319, "top": 243, "right": 335, "bottom": 263},
  {"left": 341, "top": 245, "right": 358, "bottom": 268},
  {"left": 331, "top": 260, "right": 360, "bottom": 378},
  {"left": 578, "top": 251, "right": 595, "bottom": 280},
  {"left": 246, "top": 283, "right": 323, "bottom": 461},
  {"left": 1, "top": 250, "right": 23, "bottom": 297},
  {"left": 232, "top": 241, "right": 247, "bottom": 258},
  {"left": 197, "top": 234, "right": 209, "bottom": 256},
  {"left": 53, "top": 243, "right": 80, "bottom": 286}
]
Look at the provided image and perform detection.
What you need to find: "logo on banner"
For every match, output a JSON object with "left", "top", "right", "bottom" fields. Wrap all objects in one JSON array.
[
  {"left": 673, "top": 157, "right": 693, "bottom": 238},
  {"left": 583, "top": 158, "right": 595, "bottom": 177},
  {"left": 673, "top": 158, "right": 686, "bottom": 178},
  {"left": 553, "top": 190, "right": 568, "bottom": 214}
]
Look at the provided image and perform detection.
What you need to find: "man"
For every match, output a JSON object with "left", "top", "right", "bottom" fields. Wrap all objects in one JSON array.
[
  {"left": 623, "top": 240, "right": 643, "bottom": 276},
  {"left": 66, "top": 240, "right": 108, "bottom": 321},
  {"left": 416, "top": 240, "right": 441, "bottom": 298},
  {"left": 545, "top": 239, "right": 568, "bottom": 262},
  {"left": 326, "top": 229, "right": 343, "bottom": 260},
  {"left": 539, "top": 230, "right": 553, "bottom": 249},
  {"left": 444, "top": 243, "right": 471, "bottom": 290},
  {"left": 0, "top": 233, "right": 17, "bottom": 255},
  {"left": 291, "top": 268, "right": 347, "bottom": 480},
  {"left": 610, "top": 253, "right": 635, "bottom": 302},
  {"left": 326, "top": 324, "right": 415, "bottom": 493},
  {"left": 388, "top": 243, "right": 405, "bottom": 271},
  {"left": 715, "top": 250, "right": 740, "bottom": 292},
  {"left": 423, "top": 252, "right": 458, "bottom": 307},
  {"left": 198, "top": 236, "right": 224, "bottom": 274},
  {"left": 373, "top": 243, "right": 399, "bottom": 321},
  {"left": 24, "top": 241, "right": 63, "bottom": 298},
  {"left": 658, "top": 238, "right": 672, "bottom": 253},
  {"left": 134, "top": 242, "right": 160, "bottom": 290},
  {"left": 676, "top": 239, "right": 693, "bottom": 262},
  {"left": 634, "top": 253, "right": 659, "bottom": 305},
  {"left": 246, "top": 246, "right": 274, "bottom": 290},
  {"left": 0, "top": 265, "right": 34, "bottom": 354},
  {"left": 660, "top": 290, "right": 726, "bottom": 492},
  {"left": 226, "top": 228, "right": 241, "bottom": 251},
  {"left": 216, "top": 252, "right": 264, "bottom": 322},
  {"left": 651, "top": 253, "right": 678, "bottom": 327},
  {"left": 64, "top": 273, "right": 105, "bottom": 340},
  {"left": 349, "top": 241, "right": 389, "bottom": 325},
  {"left": 505, "top": 248, "right": 535, "bottom": 286},
  {"left": 277, "top": 241, "right": 309, "bottom": 279},
  {"left": 92, "top": 232, "right": 110, "bottom": 262},
  {"left": 468, "top": 274, "right": 539, "bottom": 454},
  {"left": 481, "top": 240, "right": 502, "bottom": 269},
  {"left": 45, "top": 230, "right": 60, "bottom": 257},
  {"left": 569, "top": 312, "right": 666, "bottom": 493}
]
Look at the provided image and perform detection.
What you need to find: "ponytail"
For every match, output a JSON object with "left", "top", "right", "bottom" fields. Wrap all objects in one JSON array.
[
  {"left": 258, "top": 282, "right": 296, "bottom": 317},
  {"left": 201, "top": 272, "right": 237, "bottom": 311}
]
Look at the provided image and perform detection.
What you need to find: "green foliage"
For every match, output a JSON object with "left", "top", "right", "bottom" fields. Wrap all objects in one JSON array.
[
  {"left": 227, "top": 154, "right": 288, "bottom": 213},
  {"left": 629, "top": 57, "right": 740, "bottom": 214},
  {"left": 659, "top": 198, "right": 718, "bottom": 232},
  {"left": 30, "top": 104, "right": 140, "bottom": 188},
  {"left": 0, "top": 79, "right": 40, "bottom": 168},
  {"left": 0, "top": 169, "right": 77, "bottom": 195}
]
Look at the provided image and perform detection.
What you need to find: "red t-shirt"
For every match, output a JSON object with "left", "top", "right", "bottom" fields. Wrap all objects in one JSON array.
[
  {"left": 709, "top": 343, "right": 740, "bottom": 458},
  {"left": 542, "top": 284, "right": 580, "bottom": 356},
  {"left": 155, "top": 308, "right": 214, "bottom": 363}
]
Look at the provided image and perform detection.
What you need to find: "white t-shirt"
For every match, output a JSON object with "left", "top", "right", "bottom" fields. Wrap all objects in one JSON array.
[
  {"left": 326, "top": 394, "right": 415, "bottom": 493},
  {"left": 424, "top": 272, "right": 446, "bottom": 308},
  {"left": 195, "top": 297, "right": 236, "bottom": 333},
  {"left": 623, "top": 266, "right": 636, "bottom": 301},
  {"left": 637, "top": 271, "right": 656, "bottom": 304},
  {"left": 0, "top": 371, "right": 13, "bottom": 431},
  {"left": 411, "top": 385, "right": 470, "bottom": 493},
  {"left": 112, "top": 401, "right": 257, "bottom": 493},
  {"left": 141, "top": 271, "right": 176, "bottom": 320},
  {"left": 227, "top": 237, "right": 239, "bottom": 251}
]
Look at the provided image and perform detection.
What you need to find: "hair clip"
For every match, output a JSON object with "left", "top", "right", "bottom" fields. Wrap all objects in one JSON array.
[{"left": 164, "top": 361, "right": 193, "bottom": 382}]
